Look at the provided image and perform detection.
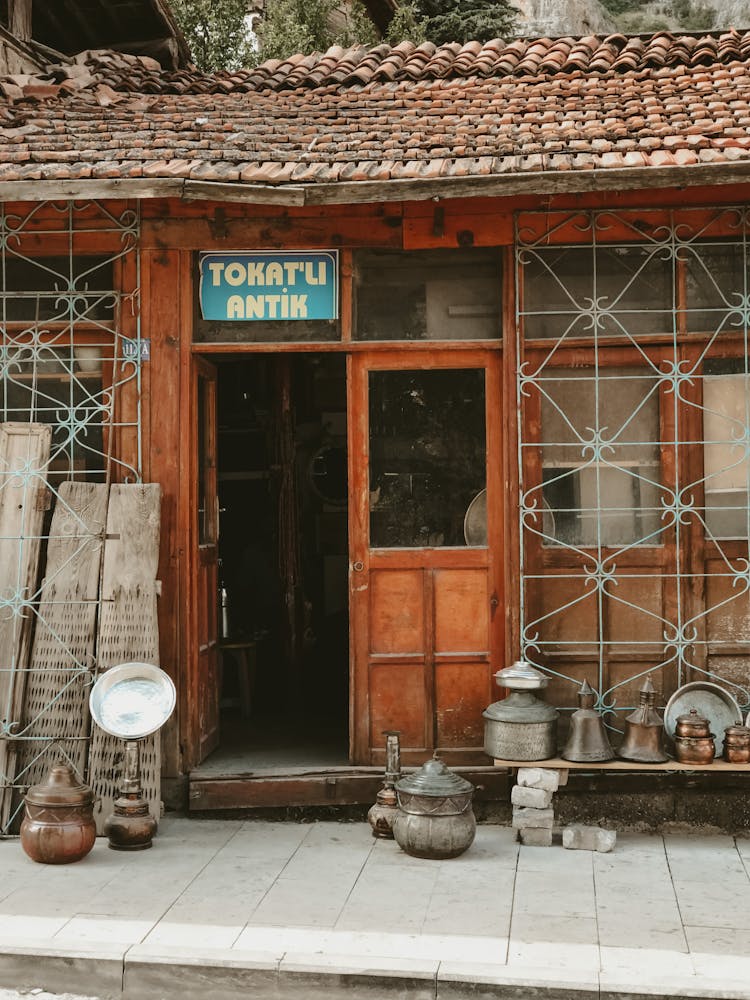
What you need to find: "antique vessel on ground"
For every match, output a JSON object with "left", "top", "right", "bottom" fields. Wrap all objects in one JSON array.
[
  {"left": 367, "top": 731, "right": 401, "bottom": 839},
  {"left": 20, "top": 762, "right": 96, "bottom": 864},
  {"left": 393, "top": 754, "right": 475, "bottom": 859}
]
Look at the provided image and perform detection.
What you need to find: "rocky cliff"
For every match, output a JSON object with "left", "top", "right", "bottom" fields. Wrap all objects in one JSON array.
[
  {"left": 515, "top": 0, "right": 615, "bottom": 36},
  {"left": 514, "top": 0, "right": 750, "bottom": 36}
]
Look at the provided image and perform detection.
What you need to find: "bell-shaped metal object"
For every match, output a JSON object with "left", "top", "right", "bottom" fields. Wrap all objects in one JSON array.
[
  {"left": 617, "top": 676, "right": 669, "bottom": 763},
  {"left": 562, "top": 679, "right": 615, "bottom": 762}
]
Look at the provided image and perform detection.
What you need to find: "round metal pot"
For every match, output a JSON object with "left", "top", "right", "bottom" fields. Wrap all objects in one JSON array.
[
  {"left": 20, "top": 762, "right": 96, "bottom": 865},
  {"left": 393, "top": 756, "right": 475, "bottom": 860},
  {"left": 673, "top": 735, "right": 716, "bottom": 765},
  {"left": 483, "top": 663, "right": 559, "bottom": 761},
  {"left": 483, "top": 713, "right": 558, "bottom": 761},
  {"left": 723, "top": 725, "right": 750, "bottom": 763},
  {"left": 674, "top": 709, "right": 711, "bottom": 739}
]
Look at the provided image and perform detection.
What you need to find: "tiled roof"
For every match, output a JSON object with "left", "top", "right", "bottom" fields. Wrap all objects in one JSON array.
[{"left": 2, "top": 32, "right": 750, "bottom": 196}]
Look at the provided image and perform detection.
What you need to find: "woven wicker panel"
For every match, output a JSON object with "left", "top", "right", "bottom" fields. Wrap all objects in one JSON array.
[
  {"left": 0, "top": 423, "right": 53, "bottom": 828},
  {"left": 87, "top": 484, "right": 162, "bottom": 832},
  {"left": 13, "top": 483, "right": 108, "bottom": 818}
]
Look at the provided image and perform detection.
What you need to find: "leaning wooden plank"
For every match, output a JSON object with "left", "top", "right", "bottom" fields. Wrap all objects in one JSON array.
[
  {"left": 0, "top": 423, "right": 52, "bottom": 830},
  {"left": 12, "top": 482, "right": 108, "bottom": 825},
  {"left": 87, "top": 483, "right": 162, "bottom": 832}
]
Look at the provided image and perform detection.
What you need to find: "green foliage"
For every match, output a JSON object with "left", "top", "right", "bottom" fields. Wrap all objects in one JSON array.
[
  {"left": 170, "top": 0, "right": 257, "bottom": 71},
  {"left": 411, "top": 0, "right": 518, "bottom": 44},
  {"left": 172, "top": 0, "right": 378, "bottom": 70},
  {"left": 386, "top": 2, "right": 429, "bottom": 44},
  {"left": 599, "top": 0, "right": 646, "bottom": 13},
  {"left": 257, "top": 0, "right": 378, "bottom": 61}
]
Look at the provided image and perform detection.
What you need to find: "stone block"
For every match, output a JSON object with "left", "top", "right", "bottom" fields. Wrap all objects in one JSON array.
[
  {"left": 510, "top": 785, "right": 553, "bottom": 808},
  {"left": 511, "top": 806, "right": 554, "bottom": 830},
  {"left": 516, "top": 767, "right": 561, "bottom": 792},
  {"left": 518, "top": 827, "right": 553, "bottom": 847},
  {"left": 562, "top": 824, "right": 616, "bottom": 853}
]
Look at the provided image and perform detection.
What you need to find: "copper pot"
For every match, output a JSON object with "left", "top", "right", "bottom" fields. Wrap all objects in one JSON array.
[
  {"left": 674, "top": 708, "right": 711, "bottom": 739},
  {"left": 723, "top": 725, "right": 750, "bottom": 763},
  {"left": 673, "top": 734, "right": 715, "bottom": 765},
  {"left": 20, "top": 762, "right": 96, "bottom": 864}
]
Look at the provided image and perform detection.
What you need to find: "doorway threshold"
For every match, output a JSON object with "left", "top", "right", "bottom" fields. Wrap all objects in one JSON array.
[{"left": 188, "top": 758, "right": 510, "bottom": 812}]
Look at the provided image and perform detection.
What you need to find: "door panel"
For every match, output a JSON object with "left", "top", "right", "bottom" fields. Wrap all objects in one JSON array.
[
  {"left": 349, "top": 350, "right": 503, "bottom": 765},
  {"left": 194, "top": 357, "right": 220, "bottom": 762}
]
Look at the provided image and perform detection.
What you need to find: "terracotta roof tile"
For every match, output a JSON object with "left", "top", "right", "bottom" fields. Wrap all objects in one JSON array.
[{"left": 2, "top": 31, "right": 750, "bottom": 190}]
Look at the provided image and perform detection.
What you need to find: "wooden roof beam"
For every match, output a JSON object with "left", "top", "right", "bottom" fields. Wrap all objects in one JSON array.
[{"left": 8, "top": 0, "right": 32, "bottom": 42}]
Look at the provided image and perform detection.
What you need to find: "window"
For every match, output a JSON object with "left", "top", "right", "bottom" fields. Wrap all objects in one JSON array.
[
  {"left": 355, "top": 249, "right": 502, "bottom": 341},
  {"left": 538, "top": 367, "right": 662, "bottom": 547},
  {"left": 369, "top": 369, "right": 486, "bottom": 547}
]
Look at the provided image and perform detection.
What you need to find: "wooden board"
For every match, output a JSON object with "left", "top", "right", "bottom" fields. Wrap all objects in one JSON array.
[
  {"left": 87, "top": 483, "right": 162, "bottom": 832},
  {"left": 13, "top": 482, "right": 108, "bottom": 820},
  {"left": 494, "top": 756, "right": 750, "bottom": 771},
  {"left": 0, "top": 423, "right": 52, "bottom": 828}
]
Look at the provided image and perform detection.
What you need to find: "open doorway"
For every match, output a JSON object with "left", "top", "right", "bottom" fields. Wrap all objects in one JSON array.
[{"left": 201, "top": 353, "right": 349, "bottom": 774}]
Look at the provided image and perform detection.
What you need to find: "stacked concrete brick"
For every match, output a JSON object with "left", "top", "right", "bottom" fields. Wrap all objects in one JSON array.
[{"left": 510, "top": 767, "right": 566, "bottom": 847}]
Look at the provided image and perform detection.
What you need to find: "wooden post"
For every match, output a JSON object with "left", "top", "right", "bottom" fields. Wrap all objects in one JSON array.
[{"left": 8, "top": 0, "right": 33, "bottom": 42}]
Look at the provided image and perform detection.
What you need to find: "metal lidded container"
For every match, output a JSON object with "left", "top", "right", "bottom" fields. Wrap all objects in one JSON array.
[
  {"left": 483, "top": 660, "right": 558, "bottom": 761},
  {"left": 20, "top": 762, "right": 96, "bottom": 864},
  {"left": 723, "top": 725, "right": 750, "bottom": 763},
  {"left": 392, "top": 754, "right": 476, "bottom": 859}
]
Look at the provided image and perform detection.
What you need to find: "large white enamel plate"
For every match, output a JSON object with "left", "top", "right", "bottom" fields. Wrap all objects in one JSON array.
[{"left": 89, "top": 662, "right": 176, "bottom": 740}]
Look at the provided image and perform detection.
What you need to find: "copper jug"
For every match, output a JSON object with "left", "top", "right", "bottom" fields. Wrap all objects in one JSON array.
[
  {"left": 562, "top": 679, "right": 615, "bottom": 762},
  {"left": 20, "top": 762, "right": 96, "bottom": 864},
  {"left": 618, "top": 676, "right": 669, "bottom": 763}
]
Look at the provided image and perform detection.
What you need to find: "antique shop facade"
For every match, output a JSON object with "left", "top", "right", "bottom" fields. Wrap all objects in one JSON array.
[{"left": 1, "top": 180, "right": 750, "bottom": 822}]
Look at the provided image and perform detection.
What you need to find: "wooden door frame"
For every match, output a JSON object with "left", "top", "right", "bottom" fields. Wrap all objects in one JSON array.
[
  {"left": 184, "top": 353, "right": 220, "bottom": 766},
  {"left": 348, "top": 347, "right": 504, "bottom": 764}
]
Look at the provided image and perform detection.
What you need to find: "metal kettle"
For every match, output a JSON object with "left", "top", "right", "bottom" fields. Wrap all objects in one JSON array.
[{"left": 562, "top": 679, "right": 615, "bottom": 762}]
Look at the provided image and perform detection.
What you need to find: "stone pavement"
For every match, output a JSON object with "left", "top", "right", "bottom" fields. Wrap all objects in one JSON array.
[{"left": 1, "top": 818, "right": 749, "bottom": 1000}]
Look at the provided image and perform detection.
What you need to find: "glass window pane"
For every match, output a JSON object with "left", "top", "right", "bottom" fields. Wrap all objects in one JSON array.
[
  {"left": 369, "top": 369, "right": 486, "bottom": 547},
  {"left": 1, "top": 348, "right": 105, "bottom": 481},
  {"left": 355, "top": 250, "right": 501, "bottom": 341},
  {"left": 703, "top": 360, "right": 750, "bottom": 539},
  {"left": 1, "top": 255, "right": 115, "bottom": 322},
  {"left": 522, "top": 245, "right": 673, "bottom": 339},
  {"left": 539, "top": 367, "right": 662, "bottom": 547},
  {"left": 685, "top": 241, "right": 744, "bottom": 333}
]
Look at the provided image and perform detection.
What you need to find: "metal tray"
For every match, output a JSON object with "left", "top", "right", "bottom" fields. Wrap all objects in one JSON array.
[
  {"left": 89, "top": 662, "right": 176, "bottom": 740},
  {"left": 664, "top": 682, "right": 742, "bottom": 756}
]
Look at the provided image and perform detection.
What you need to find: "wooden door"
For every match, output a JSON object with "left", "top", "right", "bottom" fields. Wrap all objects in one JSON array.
[
  {"left": 349, "top": 350, "right": 503, "bottom": 766},
  {"left": 193, "top": 357, "right": 220, "bottom": 761}
]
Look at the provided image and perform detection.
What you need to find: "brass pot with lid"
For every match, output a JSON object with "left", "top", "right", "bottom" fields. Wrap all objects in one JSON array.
[
  {"left": 392, "top": 754, "right": 475, "bottom": 859},
  {"left": 483, "top": 660, "right": 558, "bottom": 761},
  {"left": 723, "top": 725, "right": 750, "bottom": 763},
  {"left": 20, "top": 762, "right": 96, "bottom": 864},
  {"left": 674, "top": 708, "right": 712, "bottom": 739},
  {"left": 673, "top": 709, "right": 715, "bottom": 764}
]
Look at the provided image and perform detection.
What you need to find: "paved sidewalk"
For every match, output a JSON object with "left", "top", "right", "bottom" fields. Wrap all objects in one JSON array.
[{"left": 1, "top": 818, "right": 749, "bottom": 1000}]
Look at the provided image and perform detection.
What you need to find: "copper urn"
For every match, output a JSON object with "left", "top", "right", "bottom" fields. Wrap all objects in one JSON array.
[
  {"left": 673, "top": 708, "right": 715, "bottom": 764},
  {"left": 723, "top": 725, "right": 750, "bottom": 763},
  {"left": 20, "top": 762, "right": 96, "bottom": 864}
]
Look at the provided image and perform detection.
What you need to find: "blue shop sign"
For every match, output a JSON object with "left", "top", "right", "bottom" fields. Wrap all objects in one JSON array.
[{"left": 199, "top": 251, "right": 338, "bottom": 321}]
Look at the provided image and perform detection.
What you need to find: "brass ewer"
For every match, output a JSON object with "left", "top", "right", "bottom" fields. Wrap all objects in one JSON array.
[
  {"left": 617, "top": 676, "right": 669, "bottom": 763},
  {"left": 367, "top": 731, "right": 401, "bottom": 839},
  {"left": 562, "top": 679, "right": 615, "bottom": 762}
]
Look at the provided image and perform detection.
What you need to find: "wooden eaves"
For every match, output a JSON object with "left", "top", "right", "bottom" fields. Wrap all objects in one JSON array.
[{"left": 3, "top": 160, "right": 750, "bottom": 207}]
